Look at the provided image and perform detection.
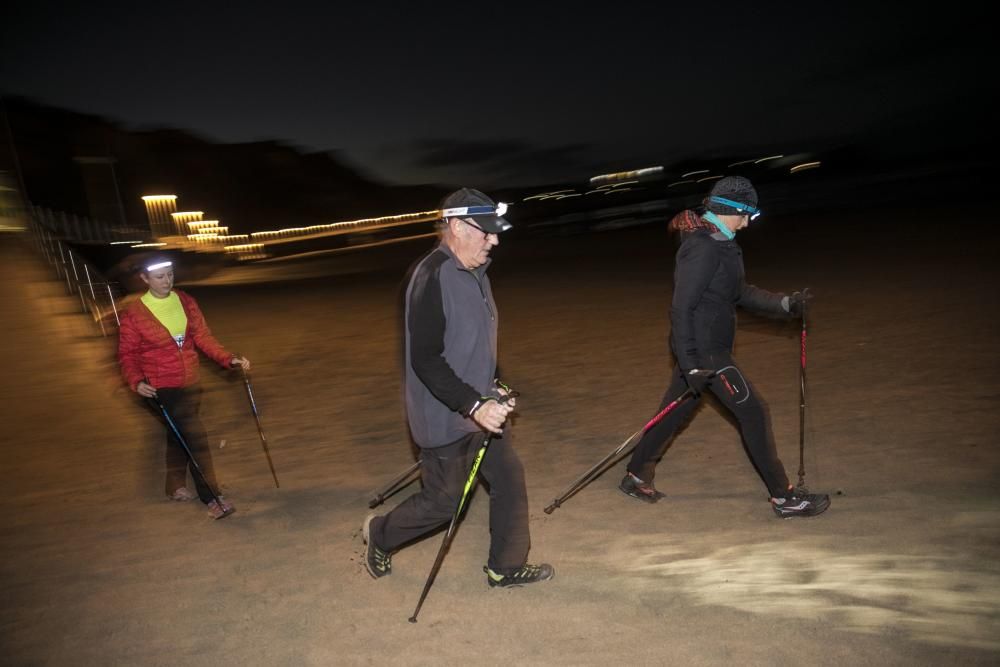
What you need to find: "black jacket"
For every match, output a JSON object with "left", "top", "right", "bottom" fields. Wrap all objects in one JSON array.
[{"left": 670, "top": 227, "right": 786, "bottom": 370}]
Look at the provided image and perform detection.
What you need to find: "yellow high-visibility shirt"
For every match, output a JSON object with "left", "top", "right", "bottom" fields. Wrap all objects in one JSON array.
[{"left": 141, "top": 291, "right": 188, "bottom": 348}]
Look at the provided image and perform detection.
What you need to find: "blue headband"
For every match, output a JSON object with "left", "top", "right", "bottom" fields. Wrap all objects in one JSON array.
[{"left": 709, "top": 196, "right": 761, "bottom": 220}]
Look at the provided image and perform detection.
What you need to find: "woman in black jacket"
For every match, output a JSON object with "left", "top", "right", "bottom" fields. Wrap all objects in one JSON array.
[{"left": 621, "top": 176, "right": 830, "bottom": 518}]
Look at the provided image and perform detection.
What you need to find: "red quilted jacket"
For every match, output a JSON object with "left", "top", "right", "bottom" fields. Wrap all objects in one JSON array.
[{"left": 118, "top": 289, "right": 233, "bottom": 390}]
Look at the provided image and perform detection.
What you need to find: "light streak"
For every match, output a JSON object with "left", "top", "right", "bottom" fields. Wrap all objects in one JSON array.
[{"left": 790, "top": 161, "right": 821, "bottom": 173}]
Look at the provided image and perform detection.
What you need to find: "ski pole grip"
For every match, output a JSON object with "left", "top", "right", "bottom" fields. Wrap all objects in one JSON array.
[{"left": 498, "top": 390, "right": 520, "bottom": 405}]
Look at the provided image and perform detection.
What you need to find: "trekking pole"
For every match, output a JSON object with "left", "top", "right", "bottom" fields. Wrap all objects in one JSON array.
[
  {"left": 408, "top": 391, "right": 519, "bottom": 624},
  {"left": 796, "top": 289, "right": 810, "bottom": 492},
  {"left": 368, "top": 460, "right": 421, "bottom": 509},
  {"left": 145, "top": 384, "right": 233, "bottom": 519},
  {"left": 241, "top": 366, "right": 280, "bottom": 488},
  {"left": 543, "top": 381, "right": 709, "bottom": 514}
]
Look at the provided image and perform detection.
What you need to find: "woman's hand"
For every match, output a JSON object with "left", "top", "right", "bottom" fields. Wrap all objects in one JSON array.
[{"left": 135, "top": 380, "right": 157, "bottom": 398}]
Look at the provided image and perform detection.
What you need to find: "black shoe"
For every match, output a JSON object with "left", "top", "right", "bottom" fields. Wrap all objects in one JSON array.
[
  {"left": 619, "top": 473, "right": 665, "bottom": 504},
  {"left": 362, "top": 514, "right": 392, "bottom": 578},
  {"left": 771, "top": 489, "right": 830, "bottom": 518},
  {"left": 484, "top": 563, "right": 555, "bottom": 588}
]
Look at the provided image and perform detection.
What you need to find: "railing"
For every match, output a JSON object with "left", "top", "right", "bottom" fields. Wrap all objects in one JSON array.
[{"left": 26, "top": 206, "right": 126, "bottom": 337}]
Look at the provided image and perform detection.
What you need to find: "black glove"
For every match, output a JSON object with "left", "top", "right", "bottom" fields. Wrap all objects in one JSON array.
[
  {"left": 786, "top": 288, "right": 813, "bottom": 317},
  {"left": 682, "top": 369, "right": 714, "bottom": 396}
]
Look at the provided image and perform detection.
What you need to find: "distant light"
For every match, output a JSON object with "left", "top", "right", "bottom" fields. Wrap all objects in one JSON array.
[
  {"left": 524, "top": 189, "right": 574, "bottom": 201},
  {"left": 727, "top": 159, "right": 756, "bottom": 168},
  {"left": 171, "top": 211, "right": 203, "bottom": 218},
  {"left": 186, "top": 228, "right": 230, "bottom": 239},
  {"left": 249, "top": 210, "right": 440, "bottom": 242},
  {"left": 224, "top": 243, "right": 266, "bottom": 253},
  {"left": 682, "top": 169, "right": 709, "bottom": 178},
  {"left": 131, "top": 242, "right": 168, "bottom": 248},
  {"left": 110, "top": 240, "right": 144, "bottom": 245},
  {"left": 141, "top": 195, "right": 177, "bottom": 202},
  {"left": 696, "top": 175, "right": 724, "bottom": 183},
  {"left": 668, "top": 180, "right": 695, "bottom": 188},
  {"left": 187, "top": 220, "right": 220, "bottom": 229},
  {"left": 790, "top": 161, "right": 821, "bottom": 174},
  {"left": 754, "top": 155, "right": 784, "bottom": 164},
  {"left": 589, "top": 166, "right": 663, "bottom": 185}
]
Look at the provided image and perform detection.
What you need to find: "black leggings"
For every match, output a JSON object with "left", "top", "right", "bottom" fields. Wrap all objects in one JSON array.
[
  {"left": 155, "top": 386, "right": 221, "bottom": 503},
  {"left": 627, "top": 354, "right": 790, "bottom": 497},
  {"left": 374, "top": 429, "right": 530, "bottom": 575}
]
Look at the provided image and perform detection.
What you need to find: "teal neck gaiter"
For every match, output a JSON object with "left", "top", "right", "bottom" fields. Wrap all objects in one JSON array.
[{"left": 702, "top": 211, "right": 735, "bottom": 240}]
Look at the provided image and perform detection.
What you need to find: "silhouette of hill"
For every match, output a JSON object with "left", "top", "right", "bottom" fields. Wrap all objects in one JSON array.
[{"left": 1, "top": 96, "right": 447, "bottom": 234}]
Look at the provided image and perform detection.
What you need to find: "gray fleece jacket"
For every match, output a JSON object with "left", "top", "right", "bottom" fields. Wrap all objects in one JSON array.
[{"left": 404, "top": 242, "right": 500, "bottom": 448}]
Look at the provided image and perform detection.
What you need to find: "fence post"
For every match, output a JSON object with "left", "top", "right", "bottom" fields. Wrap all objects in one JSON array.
[
  {"left": 106, "top": 283, "right": 120, "bottom": 327},
  {"left": 83, "top": 264, "right": 106, "bottom": 336},
  {"left": 52, "top": 238, "right": 64, "bottom": 280},
  {"left": 68, "top": 250, "right": 87, "bottom": 313},
  {"left": 42, "top": 229, "right": 54, "bottom": 268},
  {"left": 58, "top": 243, "right": 73, "bottom": 293}
]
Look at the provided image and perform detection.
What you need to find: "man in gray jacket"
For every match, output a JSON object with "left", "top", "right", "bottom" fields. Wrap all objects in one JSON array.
[{"left": 363, "top": 188, "right": 554, "bottom": 588}]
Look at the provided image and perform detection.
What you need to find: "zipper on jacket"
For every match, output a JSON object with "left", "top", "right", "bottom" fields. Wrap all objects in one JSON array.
[{"left": 463, "top": 269, "right": 494, "bottom": 321}]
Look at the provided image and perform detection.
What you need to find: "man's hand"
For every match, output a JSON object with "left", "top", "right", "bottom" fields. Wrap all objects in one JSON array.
[
  {"left": 472, "top": 398, "right": 514, "bottom": 434},
  {"left": 135, "top": 380, "right": 157, "bottom": 398},
  {"left": 230, "top": 356, "right": 251, "bottom": 371}
]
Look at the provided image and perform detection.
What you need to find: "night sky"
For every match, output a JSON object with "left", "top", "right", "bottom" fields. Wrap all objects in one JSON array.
[{"left": 1, "top": 2, "right": 991, "bottom": 188}]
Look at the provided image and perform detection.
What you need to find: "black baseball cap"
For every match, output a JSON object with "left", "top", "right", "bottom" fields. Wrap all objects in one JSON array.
[{"left": 440, "top": 188, "right": 513, "bottom": 233}]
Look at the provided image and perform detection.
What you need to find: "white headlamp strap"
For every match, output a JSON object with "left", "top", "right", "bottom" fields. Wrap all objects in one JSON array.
[
  {"left": 441, "top": 202, "right": 508, "bottom": 218},
  {"left": 145, "top": 261, "right": 173, "bottom": 272}
]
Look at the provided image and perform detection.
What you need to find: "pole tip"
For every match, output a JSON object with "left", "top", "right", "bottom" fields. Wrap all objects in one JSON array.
[{"left": 408, "top": 617, "right": 418, "bottom": 624}]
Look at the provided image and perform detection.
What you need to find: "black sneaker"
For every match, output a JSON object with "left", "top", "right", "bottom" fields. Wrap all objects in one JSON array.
[
  {"left": 484, "top": 563, "right": 555, "bottom": 588},
  {"left": 619, "top": 473, "right": 665, "bottom": 504},
  {"left": 362, "top": 514, "right": 392, "bottom": 578},
  {"left": 771, "top": 489, "right": 830, "bottom": 518}
]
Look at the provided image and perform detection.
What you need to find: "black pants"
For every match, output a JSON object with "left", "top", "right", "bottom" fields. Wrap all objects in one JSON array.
[
  {"left": 627, "top": 354, "right": 790, "bottom": 497},
  {"left": 156, "top": 386, "right": 221, "bottom": 504},
  {"left": 374, "top": 430, "right": 530, "bottom": 575}
]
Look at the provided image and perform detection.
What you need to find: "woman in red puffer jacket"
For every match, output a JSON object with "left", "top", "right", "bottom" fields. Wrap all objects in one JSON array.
[{"left": 118, "top": 258, "right": 249, "bottom": 520}]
